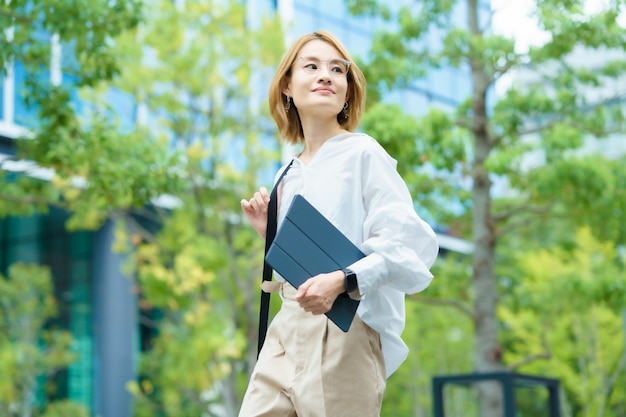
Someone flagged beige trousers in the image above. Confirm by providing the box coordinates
[238,283,386,417]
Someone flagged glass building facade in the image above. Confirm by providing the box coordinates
[1,29,137,415]
[0,209,95,406]
[0,210,137,417]
[1,45,137,413]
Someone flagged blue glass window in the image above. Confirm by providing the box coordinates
[0,74,4,121]
[13,60,45,129]
[0,207,95,412]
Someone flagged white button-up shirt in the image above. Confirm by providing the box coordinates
[274,132,438,377]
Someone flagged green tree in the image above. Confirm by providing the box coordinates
[501,228,626,416]
[2,0,286,414]
[346,1,626,415]
[384,271,476,416]
[96,0,285,414]
[0,263,89,417]
[40,401,89,417]
[0,0,179,226]
[2,0,199,414]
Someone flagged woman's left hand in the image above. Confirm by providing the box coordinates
[295,270,345,315]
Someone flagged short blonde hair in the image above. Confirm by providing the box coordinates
[268,30,367,145]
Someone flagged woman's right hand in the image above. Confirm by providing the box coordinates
[240,187,271,238]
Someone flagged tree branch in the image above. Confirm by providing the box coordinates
[517,93,626,137]
[112,211,158,245]
[507,331,552,370]
[507,351,552,370]
[0,192,63,208]
[128,205,168,226]
[0,10,35,25]
[410,295,476,320]
[495,203,557,239]
[494,200,554,223]
[138,314,160,329]
[491,58,520,83]
[603,345,626,405]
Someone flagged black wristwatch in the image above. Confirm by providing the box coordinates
[342,268,358,293]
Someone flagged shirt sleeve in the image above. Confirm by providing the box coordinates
[349,140,439,296]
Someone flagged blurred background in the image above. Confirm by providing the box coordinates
[0,0,624,416]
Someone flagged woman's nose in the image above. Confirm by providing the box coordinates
[317,72,331,83]
[317,65,333,82]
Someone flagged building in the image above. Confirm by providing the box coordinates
[1,28,142,417]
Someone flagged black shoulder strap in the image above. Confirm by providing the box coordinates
[257,159,294,356]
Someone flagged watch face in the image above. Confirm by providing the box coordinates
[344,268,357,293]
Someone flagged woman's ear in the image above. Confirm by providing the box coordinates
[282,78,292,97]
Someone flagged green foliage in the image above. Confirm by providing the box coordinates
[3,0,284,414]
[528,156,626,243]
[16,88,184,230]
[345,0,391,19]
[500,228,626,416]
[82,0,287,414]
[360,103,472,223]
[40,400,90,417]
[0,0,142,83]
[129,307,245,417]
[0,263,85,417]
[0,0,181,231]
[383,277,475,416]
[0,172,59,218]
[508,228,625,312]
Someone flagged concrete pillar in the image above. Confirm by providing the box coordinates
[92,220,137,417]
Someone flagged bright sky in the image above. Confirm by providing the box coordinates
[490,0,626,96]
[491,0,548,53]
[491,0,626,53]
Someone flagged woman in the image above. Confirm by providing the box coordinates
[239,30,438,417]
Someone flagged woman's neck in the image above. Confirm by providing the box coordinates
[299,118,347,162]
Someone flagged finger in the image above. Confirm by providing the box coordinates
[250,192,265,212]
[295,281,311,300]
[241,199,254,215]
[248,199,258,213]
[257,190,270,207]
[301,301,320,314]
[309,296,334,315]
[259,187,270,203]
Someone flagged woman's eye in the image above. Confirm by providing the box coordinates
[304,63,318,70]
[331,66,344,73]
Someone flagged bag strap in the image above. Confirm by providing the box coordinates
[257,159,294,356]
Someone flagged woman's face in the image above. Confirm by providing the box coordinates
[284,39,350,121]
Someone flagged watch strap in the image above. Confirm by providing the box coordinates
[342,268,358,293]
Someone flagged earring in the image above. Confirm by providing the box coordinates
[342,102,349,119]
[285,96,291,112]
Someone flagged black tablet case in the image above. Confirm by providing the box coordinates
[265,194,363,332]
